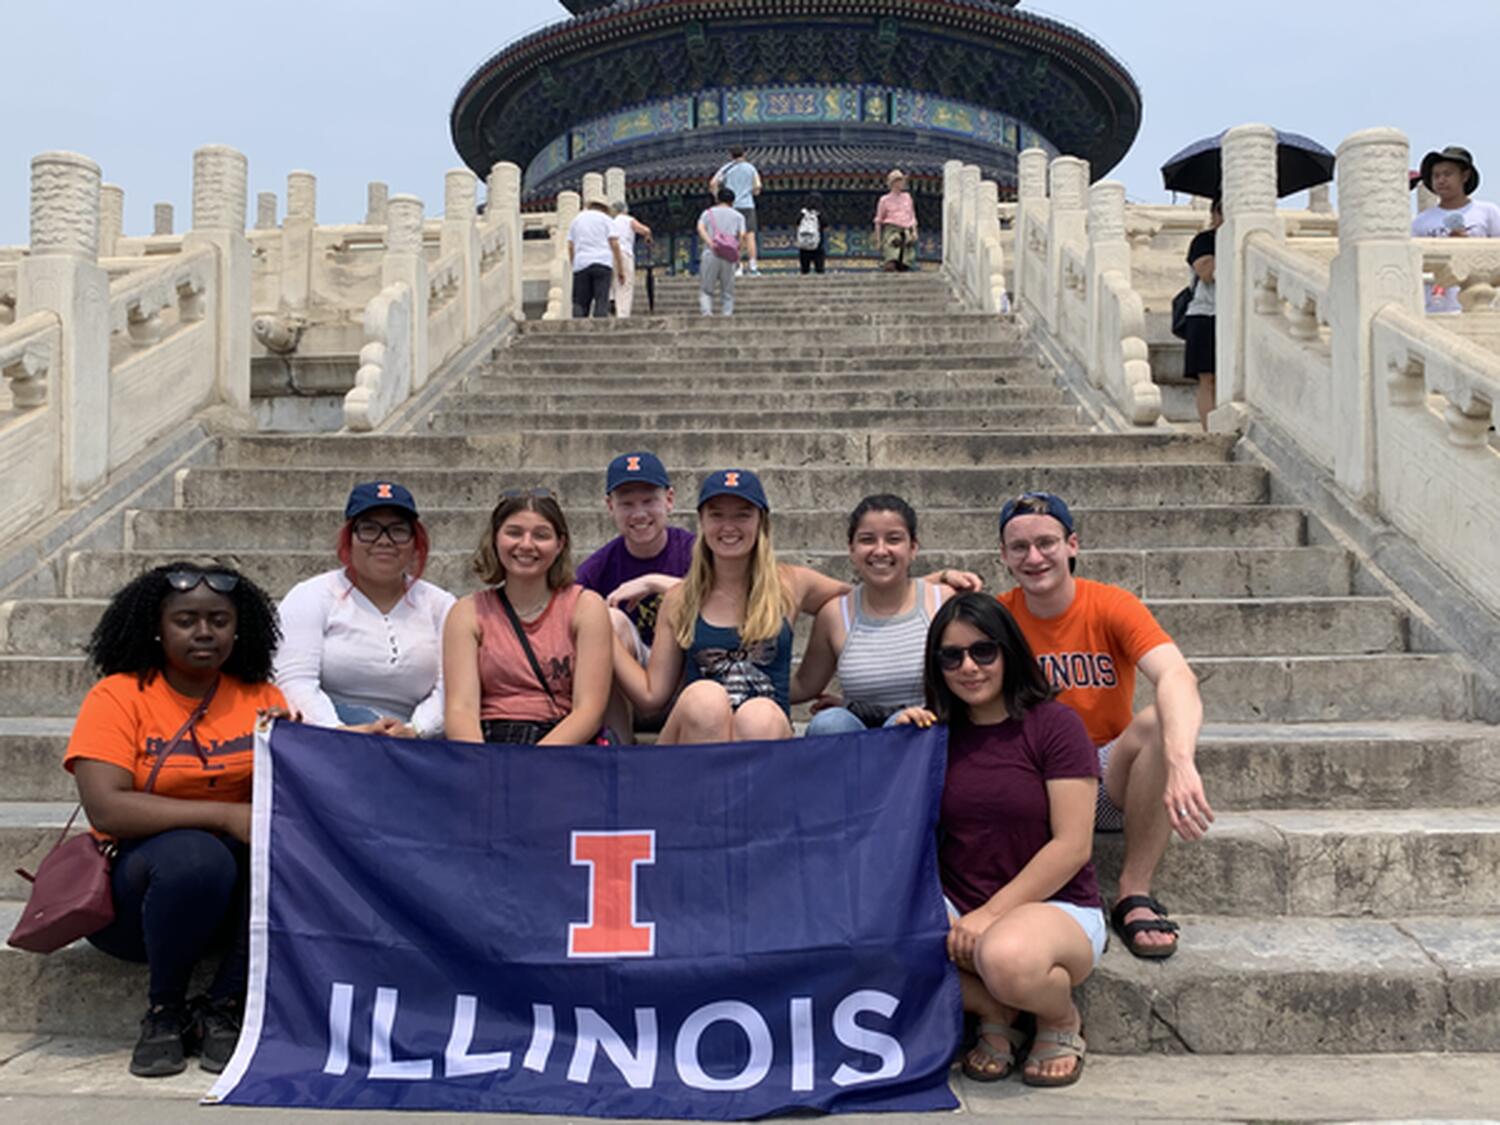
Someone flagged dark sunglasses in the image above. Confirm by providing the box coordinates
[352,518,415,545]
[500,487,556,500]
[165,568,240,594]
[937,641,1001,672]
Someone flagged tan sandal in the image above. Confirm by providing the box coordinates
[1021,1025,1085,1088]
[960,1021,1028,1083]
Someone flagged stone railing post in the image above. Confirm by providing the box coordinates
[977,179,1007,313]
[255,192,277,230]
[581,172,604,206]
[489,161,525,322]
[1217,124,1280,416]
[383,194,429,387]
[1308,184,1333,214]
[1046,156,1089,331]
[153,203,174,237]
[956,165,979,304]
[1330,128,1422,501]
[442,169,481,339]
[1013,148,1049,311]
[546,190,580,320]
[604,166,626,206]
[940,160,962,280]
[365,181,389,226]
[1086,180,1130,384]
[99,184,124,257]
[184,144,252,412]
[16,151,109,500]
[279,171,317,312]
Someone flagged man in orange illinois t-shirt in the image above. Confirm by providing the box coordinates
[996,492,1212,959]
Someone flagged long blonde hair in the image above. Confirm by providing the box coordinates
[674,510,792,648]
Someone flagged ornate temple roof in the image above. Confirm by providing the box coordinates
[452,1,1140,181]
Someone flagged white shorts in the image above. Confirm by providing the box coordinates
[613,611,651,666]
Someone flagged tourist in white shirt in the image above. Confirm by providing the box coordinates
[567,196,625,318]
[275,481,456,737]
[609,199,652,319]
[1411,146,1500,313]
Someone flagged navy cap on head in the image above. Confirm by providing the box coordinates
[606,451,671,493]
[697,468,770,512]
[998,491,1074,538]
[345,481,418,521]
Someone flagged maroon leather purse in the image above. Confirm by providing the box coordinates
[7,679,218,954]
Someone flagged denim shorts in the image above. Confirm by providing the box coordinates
[944,897,1108,968]
[1095,739,1125,831]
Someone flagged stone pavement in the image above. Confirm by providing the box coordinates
[1,1035,1498,1124]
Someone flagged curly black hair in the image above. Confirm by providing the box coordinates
[85,562,282,686]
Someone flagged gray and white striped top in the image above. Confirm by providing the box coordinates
[835,579,943,712]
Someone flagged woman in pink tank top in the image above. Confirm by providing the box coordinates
[442,491,613,745]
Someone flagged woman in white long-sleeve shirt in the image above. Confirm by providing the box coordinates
[275,481,456,737]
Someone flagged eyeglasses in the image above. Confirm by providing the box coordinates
[352,518,415,545]
[165,569,240,594]
[937,641,1002,672]
[500,487,556,500]
[1003,534,1065,557]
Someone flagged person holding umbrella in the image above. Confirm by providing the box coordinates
[1181,198,1223,429]
[1161,129,1335,428]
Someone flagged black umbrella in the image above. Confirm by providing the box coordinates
[1161,129,1335,199]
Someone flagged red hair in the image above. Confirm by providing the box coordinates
[337,518,430,583]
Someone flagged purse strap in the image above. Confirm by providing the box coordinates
[497,587,560,713]
[35,676,220,867]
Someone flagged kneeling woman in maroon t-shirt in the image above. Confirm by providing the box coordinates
[895,592,1105,1089]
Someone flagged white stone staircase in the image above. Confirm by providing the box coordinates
[1,271,1497,1059]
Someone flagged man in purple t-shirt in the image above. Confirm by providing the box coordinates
[575,452,696,738]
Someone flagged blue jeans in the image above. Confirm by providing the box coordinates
[804,706,906,737]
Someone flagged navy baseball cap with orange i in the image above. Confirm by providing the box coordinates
[998,491,1074,537]
[345,481,418,520]
[697,468,770,512]
[606,451,671,493]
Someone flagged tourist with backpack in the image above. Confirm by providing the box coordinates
[709,146,763,276]
[796,191,826,274]
[696,188,747,316]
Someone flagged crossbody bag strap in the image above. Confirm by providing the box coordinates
[141,676,220,795]
[497,587,560,711]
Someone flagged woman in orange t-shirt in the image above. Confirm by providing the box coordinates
[65,563,284,1079]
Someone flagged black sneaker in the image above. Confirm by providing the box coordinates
[193,994,244,1073]
[129,1003,190,1077]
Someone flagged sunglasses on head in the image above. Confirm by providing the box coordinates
[165,568,240,594]
[937,641,1001,672]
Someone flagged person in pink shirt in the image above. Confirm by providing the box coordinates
[874,168,918,271]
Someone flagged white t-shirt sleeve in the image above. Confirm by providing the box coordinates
[274,573,342,727]
[408,585,457,738]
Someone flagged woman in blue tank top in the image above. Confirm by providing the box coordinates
[611,469,846,743]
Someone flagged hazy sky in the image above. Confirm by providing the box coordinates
[3,0,1495,244]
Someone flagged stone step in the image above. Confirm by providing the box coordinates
[125,504,1311,554]
[4,900,1493,1053]
[222,431,1234,470]
[513,323,1018,346]
[486,352,1034,374]
[441,386,1067,412]
[10,717,1494,807]
[59,546,1347,604]
[500,343,1028,364]
[0,598,103,655]
[0,648,1466,722]
[520,311,1008,335]
[425,408,1088,436]
[463,367,1054,390]
[0,799,1493,920]
[1084,912,1500,1053]
[173,463,1270,511]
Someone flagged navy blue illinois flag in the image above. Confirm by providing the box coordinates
[205,722,960,1118]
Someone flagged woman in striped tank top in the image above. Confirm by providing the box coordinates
[793,495,961,735]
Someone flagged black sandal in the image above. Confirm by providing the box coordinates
[1110,895,1180,959]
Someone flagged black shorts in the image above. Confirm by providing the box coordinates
[736,207,758,234]
[1182,314,1215,379]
